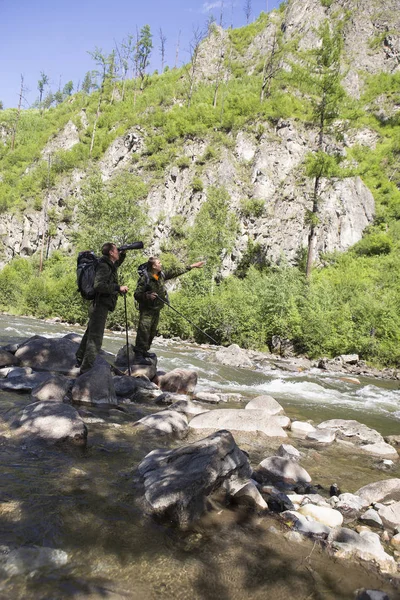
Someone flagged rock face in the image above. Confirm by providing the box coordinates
[72,363,117,406]
[137,430,252,526]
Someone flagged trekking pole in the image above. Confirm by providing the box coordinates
[123,293,131,376]
[155,295,219,345]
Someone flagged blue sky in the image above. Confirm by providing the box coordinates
[1,0,281,109]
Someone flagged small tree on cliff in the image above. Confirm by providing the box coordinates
[135,24,153,91]
[303,20,345,278]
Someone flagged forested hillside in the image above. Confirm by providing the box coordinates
[0,0,400,365]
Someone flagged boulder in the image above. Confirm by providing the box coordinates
[192,391,220,404]
[328,528,396,574]
[0,546,68,577]
[354,591,391,600]
[306,428,336,444]
[158,369,198,394]
[298,504,343,528]
[115,344,157,379]
[189,409,287,437]
[214,344,253,369]
[355,479,400,506]
[360,443,399,459]
[290,421,316,436]
[137,430,252,526]
[135,409,189,438]
[0,371,53,393]
[245,395,284,414]
[232,481,269,511]
[360,508,383,528]
[14,335,79,373]
[168,399,208,417]
[377,501,400,531]
[0,349,20,367]
[258,456,311,485]
[281,510,330,537]
[113,375,159,401]
[277,444,301,461]
[12,401,87,446]
[72,362,117,406]
[317,419,384,445]
[31,374,71,402]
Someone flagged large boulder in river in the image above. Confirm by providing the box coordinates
[31,374,71,403]
[215,344,253,369]
[355,479,400,506]
[71,362,117,406]
[189,409,287,438]
[317,419,384,445]
[113,375,159,402]
[158,369,198,394]
[0,371,53,393]
[137,430,252,526]
[12,401,87,446]
[135,409,189,438]
[258,456,312,485]
[245,395,284,414]
[115,344,157,379]
[14,335,79,374]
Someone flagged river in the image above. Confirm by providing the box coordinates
[0,314,399,599]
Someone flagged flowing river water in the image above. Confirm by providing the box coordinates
[0,314,400,600]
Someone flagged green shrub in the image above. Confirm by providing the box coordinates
[351,232,393,257]
[191,177,204,193]
[240,198,265,218]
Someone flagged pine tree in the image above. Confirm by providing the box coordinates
[303,20,345,278]
[135,25,153,91]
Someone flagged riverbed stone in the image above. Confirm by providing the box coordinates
[277,444,301,461]
[355,590,391,600]
[298,504,343,528]
[192,391,221,404]
[232,481,269,511]
[244,395,284,414]
[0,371,53,392]
[361,442,399,459]
[30,374,71,402]
[317,419,384,445]
[168,399,208,417]
[189,409,287,437]
[137,430,252,526]
[290,421,316,436]
[390,532,400,548]
[281,510,331,537]
[14,334,79,373]
[306,428,336,443]
[327,528,397,574]
[0,349,20,367]
[135,409,189,437]
[112,375,159,401]
[12,401,87,446]
[71,363,117,406]
[5,367,33,378]
[214,344,253,368]
[355,479,400,506]
[377,501,400,531]
[158,369,198,394]
[258,456,311,485]
[0,546,68,577]
[335,493,366,519]
[360,508,383,528]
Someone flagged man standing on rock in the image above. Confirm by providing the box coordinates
[76,243,128,373]
[133,257,204,362]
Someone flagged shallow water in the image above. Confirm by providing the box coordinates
[1,314,400,599]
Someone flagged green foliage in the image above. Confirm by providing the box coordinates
[320,0,334,7]
[74,170,150,252]
[191,177,204,193]
[240,197,265,218]
[304,151,343,178]
[351,232,393,257]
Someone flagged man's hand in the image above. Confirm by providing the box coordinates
[145,291,157,300]
[119,285,129,294]
[190,261,205,269]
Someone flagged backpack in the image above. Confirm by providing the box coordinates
[77,251,99,300]
[136,262,169,306]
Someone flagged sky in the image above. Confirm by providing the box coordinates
[0,0,281,109]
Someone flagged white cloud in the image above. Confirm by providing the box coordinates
[202,1,223,13]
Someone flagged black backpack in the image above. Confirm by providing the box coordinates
[77,251,99,300]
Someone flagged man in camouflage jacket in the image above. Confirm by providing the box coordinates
[134,257,204,359]
[76,242,128,373]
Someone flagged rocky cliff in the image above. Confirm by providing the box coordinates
[1,0,399,271]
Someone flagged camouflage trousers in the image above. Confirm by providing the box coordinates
[76,302,109,372]
[135,309,160,353]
